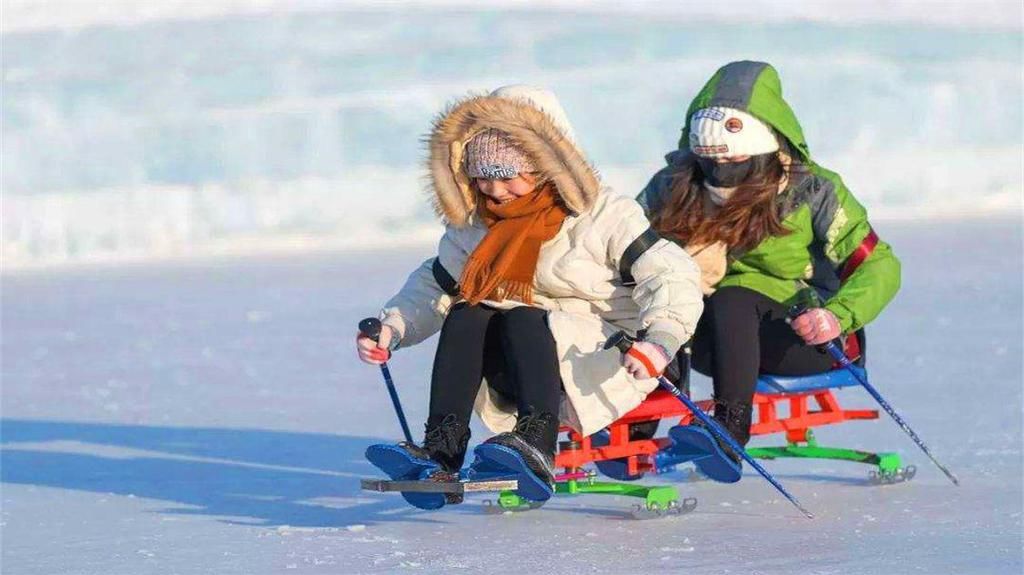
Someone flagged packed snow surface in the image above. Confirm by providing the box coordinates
[2,217,1021,574]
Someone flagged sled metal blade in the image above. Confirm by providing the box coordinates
[481,499,546,514]
[360,478,518,494]
[868,465,918,486]
[630,497,698,520]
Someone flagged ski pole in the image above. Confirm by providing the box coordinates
[359,317,414,444]
[789,298,960,487]
[605,331,815,519]
[822,340,960,486]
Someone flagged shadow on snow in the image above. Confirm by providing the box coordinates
[0,418,446,528]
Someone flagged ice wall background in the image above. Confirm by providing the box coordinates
[2,0,1022,267]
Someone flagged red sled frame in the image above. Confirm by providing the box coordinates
[492,379,908,511]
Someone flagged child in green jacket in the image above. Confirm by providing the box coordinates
[639,61,901,480]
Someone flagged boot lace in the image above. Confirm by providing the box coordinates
[424,414,458,447]
[513,413,556,446]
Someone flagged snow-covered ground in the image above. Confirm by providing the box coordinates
[2,216,1021,574]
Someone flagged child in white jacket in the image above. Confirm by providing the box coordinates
[357,85,703,509]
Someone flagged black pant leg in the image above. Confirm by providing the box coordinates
[497,306,563,419]
[692,287,765,406]
[428,303,498,428]
[480,312,514,401]
[690,286,834,405]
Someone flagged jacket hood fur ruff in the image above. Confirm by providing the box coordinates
[427,88,601,228]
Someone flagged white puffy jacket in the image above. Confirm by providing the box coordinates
[380,86,703,435]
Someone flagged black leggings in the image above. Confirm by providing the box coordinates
[428,302,562,429]
[690,286,834,406]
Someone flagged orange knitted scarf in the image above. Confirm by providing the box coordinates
[459,184,569,305]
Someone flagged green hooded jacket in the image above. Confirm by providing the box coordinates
[638,61,900,332]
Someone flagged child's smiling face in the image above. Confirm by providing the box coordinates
[474,173,538,204]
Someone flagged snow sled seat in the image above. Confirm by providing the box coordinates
[744,364,907,479]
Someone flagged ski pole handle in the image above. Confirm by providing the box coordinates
[358,317,413,444]
[358,317,392,362]
[787,303,809,320]
[787,293,845,352]
[603,330,637,354]
[359,317,383,342]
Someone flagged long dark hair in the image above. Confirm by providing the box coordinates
[650,138,802,252]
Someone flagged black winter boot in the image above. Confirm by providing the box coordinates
[421,413,471,473]
[365,414,470,509]
[393,414,469,505]
[481,412,559,485]
[709,399,754,464]
[513,412,559,457]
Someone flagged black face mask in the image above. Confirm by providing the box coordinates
[697,154,775,188]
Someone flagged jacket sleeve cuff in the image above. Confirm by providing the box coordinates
[643,327,684,359]
[380,313,407,351]
[824,300,855,333]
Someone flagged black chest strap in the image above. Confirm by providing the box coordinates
[620,227,662,287]
[432,257,461,297]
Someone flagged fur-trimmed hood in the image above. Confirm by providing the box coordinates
[427,85,601,228]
